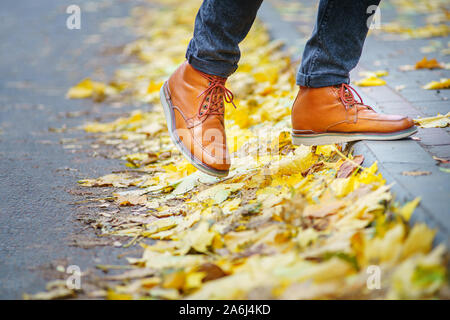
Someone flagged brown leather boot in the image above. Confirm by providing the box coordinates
[291,84,417,145]
[160,62,234,177]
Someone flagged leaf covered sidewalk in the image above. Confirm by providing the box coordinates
[28,0,449,299]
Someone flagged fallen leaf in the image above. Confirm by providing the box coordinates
[397,197,421,221]
[415,56,443,69]
[196,263,227,282]
[423,78,450,90]
[303,201,345,218]
[115,191,147,206]
[402,171,432,176]
[359,70,389,77]
[432,156,450,164]
[414,112,450,128]
[67,78,104,99]
[196,183,244,204]
[177,220,216,254]
[337,155,364,178]
[439,167,450,173]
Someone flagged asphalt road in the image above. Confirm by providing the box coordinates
[0,0,140,299]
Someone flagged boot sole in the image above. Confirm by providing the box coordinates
[291,126,418,146]
[160,82,229,177]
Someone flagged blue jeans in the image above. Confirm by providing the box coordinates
[186,0,380,88]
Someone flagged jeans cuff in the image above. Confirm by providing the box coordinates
[186,53,237,78]
[296,72,350,88]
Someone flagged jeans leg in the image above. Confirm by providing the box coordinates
[297,0,381,88]
[186,0,263,78]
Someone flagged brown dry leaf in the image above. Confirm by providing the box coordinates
[402,171,432,176]
[78,173,140,187]
[23,288,75,300]
[303,201,345,218]
[24,280,76,300]
[337,155,364,178]
[433,156,450,164]
[301,162,324,177]
[415,56,444,69]
[115,192,147,206]
[196,263,227,282]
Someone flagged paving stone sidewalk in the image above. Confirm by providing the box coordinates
[259,0,450,245]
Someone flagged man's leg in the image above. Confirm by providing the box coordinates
[186,0,263,78]
[291,0,416,145]
[298,0,380,87]
[162,0,262,177]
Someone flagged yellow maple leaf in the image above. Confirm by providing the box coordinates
[354,76,386,87]
[66,78,106,100]
[106,290,133,300]
[177,220,216,254]
[184,272,206,290]
[423,78,450,90]
[147,80,164,94]
[400,224,436,260]
[397,197,421,221]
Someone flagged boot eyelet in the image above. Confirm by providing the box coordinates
[203,105,207,109]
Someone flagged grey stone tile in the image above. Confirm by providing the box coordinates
[365,139,434,164]
[382,163,450,235]
[411,101,450,117]
[426,145,450,159]
[386,69,450,89]
[375,101,423,118]
[355,142,449,245]
[397,87,450,103]
[357,86,404,103]
[416,128,450,146]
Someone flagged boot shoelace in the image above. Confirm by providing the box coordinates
[338,83,375,123]
[197,72,236,118]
